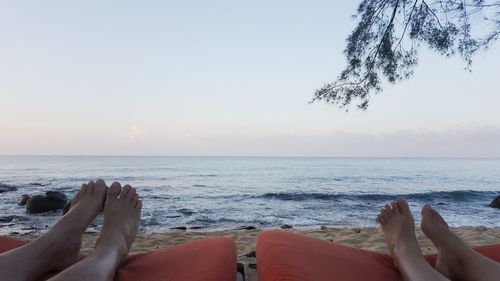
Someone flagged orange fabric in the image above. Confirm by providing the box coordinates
[0,236,237,281]
[116,237,237,281]
[0,236,27,252]
[257,230,500,281]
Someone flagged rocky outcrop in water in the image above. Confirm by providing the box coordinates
[0,183,17,193]
[238,226,256,230]
[171,226,187,230]
[62,202,71,215]
[18,194,30,205]
[489,196,500,208]
[26,191,67,214]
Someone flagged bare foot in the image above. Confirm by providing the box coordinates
[0,180,107,281]
[377,199,419,269]
[93,182,142,277]
[48,179,108,269]
[422,205,500,281]
[47,182,141,281]
[377,199,448,281]
[421,204,470,279]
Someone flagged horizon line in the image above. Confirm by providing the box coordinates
[1,154,500,159]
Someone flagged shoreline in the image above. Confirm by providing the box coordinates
[8,226,500,281]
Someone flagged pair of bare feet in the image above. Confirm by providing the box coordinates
[378,199,500,281]
[0,179,142,281]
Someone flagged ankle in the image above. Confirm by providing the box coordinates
[392,241,422,257]
[94,235,128,261]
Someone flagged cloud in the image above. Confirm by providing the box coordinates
[133,124,500,157]
[1,124,500,157]
[129,125,147,140]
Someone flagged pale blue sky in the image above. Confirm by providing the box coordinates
[1,1,499,156]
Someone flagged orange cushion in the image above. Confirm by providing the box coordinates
[0,236,237,281]
[256,230,500,281]
[116,237,237,281]
[0,236,27,252]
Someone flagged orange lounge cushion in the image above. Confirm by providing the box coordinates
[0,236,237,281]
[256,230,500,281]
[116,237,237,281]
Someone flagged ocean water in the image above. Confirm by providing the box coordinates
[0,156,499,235]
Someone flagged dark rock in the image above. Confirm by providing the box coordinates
[248,263,257,270]
[26,192,67,214]
[280,224,293,229]
[18,194,30,206]
[244,251,256,258]
[45,191,67,203]
[237,263,245,277]
[176,208,195,216]
[62,202,71,215]
[489,196,500,208]
[171,226,187,230]
[320,225,328,230]
[238,226,256,231]
[189,226,205,230]
[0,183,17,193]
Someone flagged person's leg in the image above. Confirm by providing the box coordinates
[377,199,449,281]
[0,180,107,281]
[421,204,500,281]
[49,182,141,281]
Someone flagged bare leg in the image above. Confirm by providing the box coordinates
[49,182,142,281]
[377,199,449,281]
[0,180,107,281]
[421,204,500,281]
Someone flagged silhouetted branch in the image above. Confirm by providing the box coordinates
[313,0,499,110]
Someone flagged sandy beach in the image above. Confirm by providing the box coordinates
[9,226,500,281]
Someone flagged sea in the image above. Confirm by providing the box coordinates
[0,156,499,235]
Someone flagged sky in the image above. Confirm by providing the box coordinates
[1,1,500,157]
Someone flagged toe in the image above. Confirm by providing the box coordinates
[121,184,132,199]
[108,182,122,198]
[431,207,448,226]
[396,198,410,214]
[81,183,88,193]
[421,204,432,215]
[377,213,387,225]
[383,204,392,217]
[380,207,389,219]
[135,200,142,210]
[429,206,439,216]
[96,179,107,189]
[128,188,137,202]
[391,201,399,214]
[376,214,383,224]
[131,193,139,204]
[87,180,96,194]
